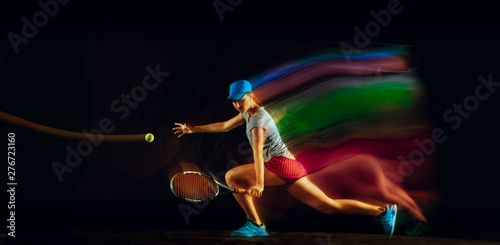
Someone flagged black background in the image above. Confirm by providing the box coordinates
[0,0,499,241]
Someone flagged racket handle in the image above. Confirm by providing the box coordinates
[233,188,247,194]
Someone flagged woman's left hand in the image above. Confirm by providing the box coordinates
[247,185,264,198]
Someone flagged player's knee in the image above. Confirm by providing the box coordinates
[225,170,235,187]
[225,167,253,188]
[225,169,243,188]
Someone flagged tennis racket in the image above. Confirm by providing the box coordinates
[170,171,247,203]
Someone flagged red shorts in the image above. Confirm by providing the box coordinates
[264,156,308,184]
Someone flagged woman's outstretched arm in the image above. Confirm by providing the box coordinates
[173,114,245,138]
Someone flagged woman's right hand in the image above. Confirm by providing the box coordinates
[173,123,194,138]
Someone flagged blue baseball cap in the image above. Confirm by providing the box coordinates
[227,80,252,101]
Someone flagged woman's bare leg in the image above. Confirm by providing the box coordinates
[225,164,286,225]
[287,177,386,216]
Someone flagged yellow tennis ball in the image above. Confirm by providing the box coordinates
[145,133,154,143]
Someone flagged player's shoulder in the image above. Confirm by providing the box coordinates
[257,106,270,115]
[253,107,272,119]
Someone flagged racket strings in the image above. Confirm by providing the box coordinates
[172,173,218,201]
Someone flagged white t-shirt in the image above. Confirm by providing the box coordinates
[240,107,295,162]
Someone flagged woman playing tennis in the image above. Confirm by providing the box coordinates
[173,80,398,239]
